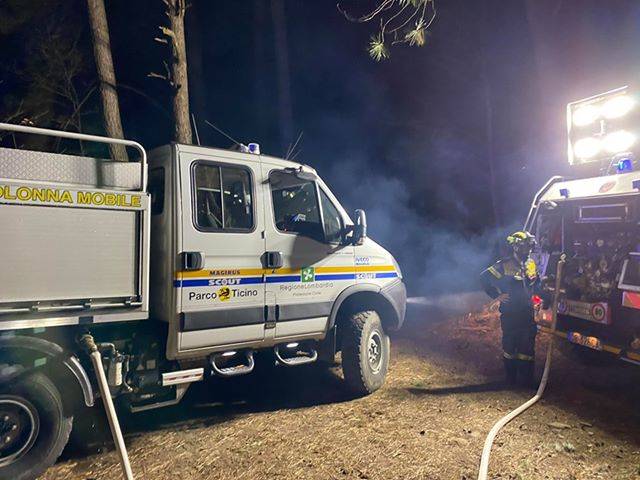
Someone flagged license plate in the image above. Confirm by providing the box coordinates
[567,331,603,351]
[557,299,611,325]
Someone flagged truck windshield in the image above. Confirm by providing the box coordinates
[319,189,343,243]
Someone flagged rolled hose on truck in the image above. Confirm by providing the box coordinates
[477,254,566,480]
[79,335,134,480]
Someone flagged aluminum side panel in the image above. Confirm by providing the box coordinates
[1,205,138,303]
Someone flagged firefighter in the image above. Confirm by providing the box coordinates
[481,231,539,387]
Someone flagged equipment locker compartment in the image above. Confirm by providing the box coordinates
[0,140,150,325]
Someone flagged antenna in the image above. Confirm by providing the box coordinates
[204,119,241,146]
[286,131,304,160]
[191,114,201,146]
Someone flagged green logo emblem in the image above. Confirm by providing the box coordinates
[301,267,315,283]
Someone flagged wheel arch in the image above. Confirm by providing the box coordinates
[0,335,94,410]
[328,283,403,333]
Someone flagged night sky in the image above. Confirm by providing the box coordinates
[2,0,640,293]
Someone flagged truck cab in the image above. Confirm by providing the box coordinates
[148,143,406,372]
[0,125,405,480]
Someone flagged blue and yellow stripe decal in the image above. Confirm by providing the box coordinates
[173,265,398,287]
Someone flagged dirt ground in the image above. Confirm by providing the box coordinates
[44,297,640,480]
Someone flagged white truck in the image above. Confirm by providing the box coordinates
[528,86,640,368]
[0,123,406,480]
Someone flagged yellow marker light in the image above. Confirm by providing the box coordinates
[573,137,601,159]
[603,130,636,153]
[572,104,600,126]
[602,95,635,119]
[586,337,600,349]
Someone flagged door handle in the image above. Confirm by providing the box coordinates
[181,251,204,271]
[263,251,284,269]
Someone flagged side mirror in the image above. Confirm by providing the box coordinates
[352,209,367,245]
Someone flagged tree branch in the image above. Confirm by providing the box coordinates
[339,0,437,60]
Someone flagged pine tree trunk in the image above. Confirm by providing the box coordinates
[86,0,128,161]
[185,3,205,145]
[167,0,193,144]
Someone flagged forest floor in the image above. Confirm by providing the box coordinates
[45,295,640,480]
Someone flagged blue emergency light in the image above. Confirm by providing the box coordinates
[248,143,261,154]
[615,158,633,173]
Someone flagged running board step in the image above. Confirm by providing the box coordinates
[210,350,255,377]
[274,343,318,366]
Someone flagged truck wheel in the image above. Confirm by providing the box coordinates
[0,371,73,480]
[341,310,390,395]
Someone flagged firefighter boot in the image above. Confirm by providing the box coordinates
[503,358,518,386]
[518,360,536,389]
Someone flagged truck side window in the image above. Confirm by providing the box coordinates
[319,189,343,243]
[194,163,253,232]
[148,167,165,215]
[221,166,253,230]
[270,171,323,241]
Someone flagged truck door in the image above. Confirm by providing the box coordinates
[176,150,265,352]
[262,165,355,339]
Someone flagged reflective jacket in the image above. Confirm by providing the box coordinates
[480,256,538,315]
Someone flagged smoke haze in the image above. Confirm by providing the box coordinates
[323,150,519,296]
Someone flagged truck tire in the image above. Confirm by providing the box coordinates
[0,371,73,480]
[341,310,390,395]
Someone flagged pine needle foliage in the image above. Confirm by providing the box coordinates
[338,0,436,61]
[369,34,390,61]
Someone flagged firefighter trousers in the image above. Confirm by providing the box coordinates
[500,310,536,384]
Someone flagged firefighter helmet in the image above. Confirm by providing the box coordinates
[506,231,535,247]
[507,231,536,262]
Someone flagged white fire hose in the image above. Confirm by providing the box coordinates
[80,335,134,480]
[477,254,565,480]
